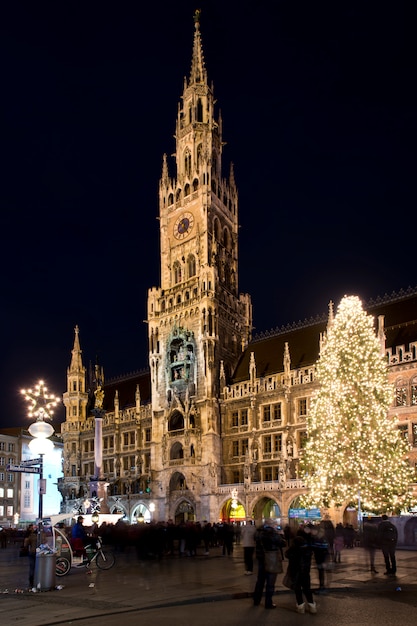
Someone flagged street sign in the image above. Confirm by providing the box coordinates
[20,457,42,467]
[6,464,41,474]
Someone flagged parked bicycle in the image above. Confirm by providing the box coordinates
[56,536,115,576]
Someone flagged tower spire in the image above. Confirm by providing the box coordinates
[69,325,83,372]
[189,9,207,86]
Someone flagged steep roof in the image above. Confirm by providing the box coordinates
[232,287,417,383]
[96,288,417,398]
[101,368,151,412]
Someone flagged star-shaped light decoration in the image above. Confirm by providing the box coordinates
[21,380,59,421]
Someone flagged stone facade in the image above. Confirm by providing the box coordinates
[58,14,417,530]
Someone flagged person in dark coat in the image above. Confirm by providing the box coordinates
[285,524,317,614]
[253,519,286,609]
[377,515,398,576]
[23,524,38,589]
[311,523,329,593]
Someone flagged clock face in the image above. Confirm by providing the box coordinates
[174,212,194,240]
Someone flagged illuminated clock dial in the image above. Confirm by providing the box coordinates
[174,212,194,239]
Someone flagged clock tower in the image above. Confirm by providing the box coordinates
[147,11,252,517]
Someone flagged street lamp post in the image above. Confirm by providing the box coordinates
[21,380,59,543]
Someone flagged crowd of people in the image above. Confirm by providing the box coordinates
[5,513,399,603]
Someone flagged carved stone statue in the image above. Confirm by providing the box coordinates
[94,385,104,409]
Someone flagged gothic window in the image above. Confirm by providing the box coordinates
[173,261,182,284]
[232,441,239,456]
[177,294,181,304]
[232,470,240,483]
[208,308,214,335]
[176,188,181,202]
[187,254,196,278]
[263,436,272,454]
[170,442,184,460]
[197,143,203,169]
[274,434,282,453]
[299,431,307,448]
[184,183,190,197]
[223,227,229,249]
[145,428,151,443]
[240,408,248,426]
[168,193,174,205]
[263,405,271,422]
[193,178,199,191]
[213,218,221,241]
[263,467,273,481]
[298,398,307,416]
[241,439,249,455]
[273,403,282,422]
[168,410,184,432]
[196,98,203,122]
[395,380,407,406]
[398,424,408,442]
[411,378,417,405]
[413,423,417,446]
[184,150,191,177]
[231,411,238,427]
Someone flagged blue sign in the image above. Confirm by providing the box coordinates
[289,508,321,519]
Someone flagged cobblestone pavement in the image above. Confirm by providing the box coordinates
[0,541,416,625]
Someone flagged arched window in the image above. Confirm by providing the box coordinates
[173,261,182,284]
[168,410,184,432]
[213,218,221,241]
[170,442,184,460]
[187,254,196,278]
[223,227,229,249]
[193,178,199,191]
[184,150,191,177]
[184,183,190,197]
[196,98,203,122]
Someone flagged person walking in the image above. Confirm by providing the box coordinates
[333,523,344,563]
[285,524,317,614]
[253,519,286,609]
[378,514,398,576]
[311,523,329,593]
[363,520,379,573]
[240,519,257,575]
[23,523,38,589]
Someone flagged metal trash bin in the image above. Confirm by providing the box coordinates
[34,553,56,591]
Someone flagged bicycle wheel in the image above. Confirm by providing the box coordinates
[56,556,71,576]
[96,549,115,570]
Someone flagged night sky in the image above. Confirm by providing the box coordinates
[1,1,415,428]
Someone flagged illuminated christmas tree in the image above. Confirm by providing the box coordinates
[301,295,414,514]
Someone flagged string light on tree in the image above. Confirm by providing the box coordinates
[301,295,414,515]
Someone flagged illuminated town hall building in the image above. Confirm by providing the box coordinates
[58,14,417,529]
